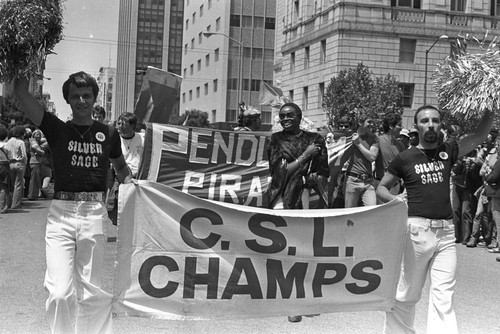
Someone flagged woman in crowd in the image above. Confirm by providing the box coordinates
[27,129,45,200]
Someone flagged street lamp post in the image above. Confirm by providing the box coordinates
[424,35,449,105]
[203,32,244,112]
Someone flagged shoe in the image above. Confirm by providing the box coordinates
[288,315,302,323]
[488,242,499,249]
[466,237,477,248]
[496,256,500,262]
[488,247,500,253]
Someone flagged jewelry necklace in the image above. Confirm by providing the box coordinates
[122,134,135,150]
[416,146,438,161]
[70,121,93,140]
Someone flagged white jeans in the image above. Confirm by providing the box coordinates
[44,199,113,334]
[384,217,458,334]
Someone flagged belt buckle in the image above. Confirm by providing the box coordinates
[75,192,86,201]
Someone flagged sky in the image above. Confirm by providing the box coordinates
[43,0,120,121]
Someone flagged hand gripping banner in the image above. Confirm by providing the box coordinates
[113,181,407,320]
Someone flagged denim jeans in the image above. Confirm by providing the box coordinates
[344,175,376,208]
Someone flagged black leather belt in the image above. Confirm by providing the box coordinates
[347,172,373,181]
[53,191,105,202]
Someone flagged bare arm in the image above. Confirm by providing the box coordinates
[458,110,493,158]
[110,155,132,184]
[376,172,400,203]
[13,77,44,126]
[352,133,379,162]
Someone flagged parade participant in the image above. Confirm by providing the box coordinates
[0,125,10,213]
[377,105,492,334]
[27,129,46,200]
[408,128,419,147]
[14,71,132,334]
[4,124,27,209]
[344,113,379,207]
[234,105,262,132]
[92,105,106,123]
[398,128,410,149]
[374,112,405,195]
[117,112,144,178]
[266,102,329,323]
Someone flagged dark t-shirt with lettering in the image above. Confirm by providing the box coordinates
[387,141,459,219]
[39,112,122,192]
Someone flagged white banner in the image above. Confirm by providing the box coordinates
[113,181,407,320]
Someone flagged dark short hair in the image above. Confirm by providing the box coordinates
[93,105,105,118]
[414,105,441,124]
[382,112,402,133]
[9,125,25,139]
[0,125,7,141]
[118,112,138,128]
[62,71,99,103]
[279,102,302,116]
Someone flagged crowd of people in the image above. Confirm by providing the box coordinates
[5,68,496,334]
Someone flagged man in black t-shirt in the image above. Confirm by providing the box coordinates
[14,72,131,334]
[377,105,492,334]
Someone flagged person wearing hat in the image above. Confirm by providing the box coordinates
[408,128,419,147]
[234,104,262,132]
[398,128,410,149]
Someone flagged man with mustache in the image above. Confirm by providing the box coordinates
[377,105,492,334]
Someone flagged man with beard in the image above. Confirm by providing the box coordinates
[376,105,492,334]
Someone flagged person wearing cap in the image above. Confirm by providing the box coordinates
[377,105,493,334]
[408,128,419,147]
[398,128,410,149]
[234,104,262,132]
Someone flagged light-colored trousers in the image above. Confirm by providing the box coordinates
[44,199,113,334]
[384,217,458,334]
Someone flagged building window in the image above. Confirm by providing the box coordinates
[190,64,194,75]
[182,92,186,103]
[319,82,325,108]
[230,14,240,27]
[242,15,252,28]
[228,78,238,90]
[303,86,309,110]
[198,32,202,44]
[196,86,200,98]
[304,46,310,69]
[204,83,208,95]
[320,39,326,64]
[399,83,414,107]
[216,17,221,30]
[492,0,500,16]
[399,39,416,63]
[251,80,261,92]
[290,52,295,74]
[184,43,188,55]
[226,109,237,122]
[192,12,196,24]
[200,4,204,17]
[189,90,193,101]
[185,19,189,30]
[252,48,263,59]
[207,24,211,32]
[213,79,218,92]
[391,0,421,9]
[451,0,465,11]
[265,17,275,30]
[191,38,195,49]
[215,48,219,61]
[205,54,210,66]
[254,16,264,28]
[208,0,212,9]
[197,59,201,71]
[289,90,294,102]
[212,109,216,122]
[242,79,249,91]
[183,68,187,77]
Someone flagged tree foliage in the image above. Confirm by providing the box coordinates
[322,63,403,128]
[169,109,210,128]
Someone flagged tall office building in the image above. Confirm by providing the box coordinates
[115,0,184,118]
[96,67,116,122]
[275,0,490,127]
[180,0,277,126]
